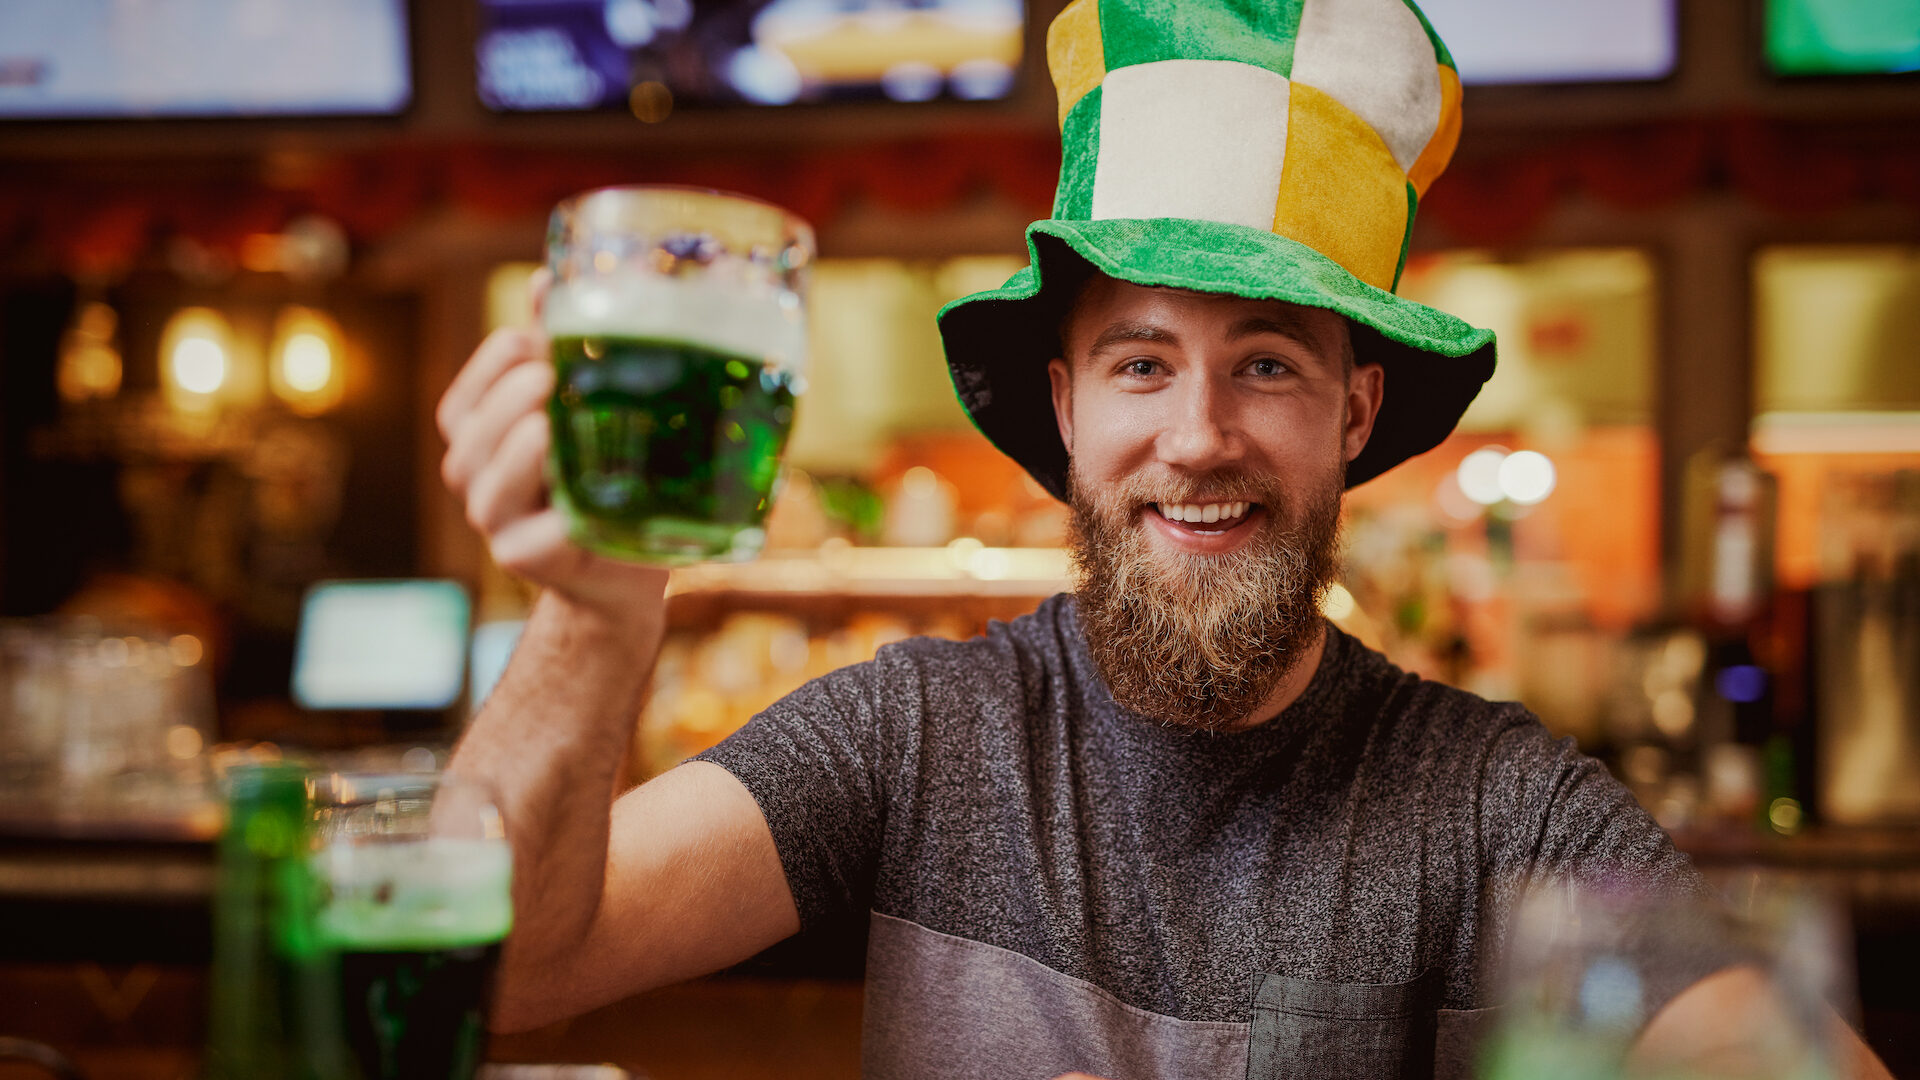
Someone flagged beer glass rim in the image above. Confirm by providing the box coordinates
[306,770,492,808]
[553,183,814,239]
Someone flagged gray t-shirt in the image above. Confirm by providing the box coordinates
[698,595,1709,1080]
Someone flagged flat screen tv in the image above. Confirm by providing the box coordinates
[293,580,471,712]
[476,0,1025,110]
[1766,0,1920,75]
[1415,0,1677,85]
[0,0,411,119]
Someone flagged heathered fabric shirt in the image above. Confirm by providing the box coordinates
[697,594,1708,1080]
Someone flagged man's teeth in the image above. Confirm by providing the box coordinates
[1157,501,1250,524]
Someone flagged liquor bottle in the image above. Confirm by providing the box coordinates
[203,762,321,1079]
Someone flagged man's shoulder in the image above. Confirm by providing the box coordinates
[876,593,1078,678]
[1332,630,1548,762]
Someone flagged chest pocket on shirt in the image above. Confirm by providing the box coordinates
[1245,968,1441,1080]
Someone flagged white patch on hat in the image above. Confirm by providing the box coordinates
[1290,0,1441,173]
[1089,59,1291,232]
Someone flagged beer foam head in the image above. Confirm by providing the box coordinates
[545,276,808,372]
[316,837,513,949]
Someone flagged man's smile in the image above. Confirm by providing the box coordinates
[1144,500,1267,552]
[1156,500,1250,526]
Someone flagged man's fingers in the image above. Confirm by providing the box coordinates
[529,267,552,323]
[442,361,555,497]
[488,508,575,581]
[466,412,552,536]
[436,326,547,443]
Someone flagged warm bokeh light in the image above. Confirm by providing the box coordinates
[1768,796,1804,836]
[269,306,346,415]
[166,725,204,760]
[169,634,205,667]
[57,300,123,403]
[628,79,673,122]
[172,337,226,394]
[1498,449,1557,505]
[282,332,333,392]
[1457,446,1509,505]
[160,307,235,410]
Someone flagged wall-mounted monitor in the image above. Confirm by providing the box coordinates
[1766,0,1920,75]
[477,0,1024,111]
[0,0,411,119]
[293,580,471,712]
[1416,0,1677,85]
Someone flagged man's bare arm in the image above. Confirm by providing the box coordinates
[452,600,799,1030]
[1054,964,1895,1080]
[438,289,799,1032]
[1630,965,1893,1080]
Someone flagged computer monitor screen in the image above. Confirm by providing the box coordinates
[476,0,1024,110]
[293,581,471,711]
[1766,0,1920,75]
[1417,0,1676,85]
[0,0,411,119]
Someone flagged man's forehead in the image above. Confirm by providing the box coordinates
[1063,276,1347,353]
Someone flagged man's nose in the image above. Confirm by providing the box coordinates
[1156,373,1243,470]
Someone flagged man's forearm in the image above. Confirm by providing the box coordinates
[1631,965,1894,1080]
[448,588,665,1015]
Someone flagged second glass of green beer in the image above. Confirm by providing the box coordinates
[545,185,813,564]
[309,772,513,1080]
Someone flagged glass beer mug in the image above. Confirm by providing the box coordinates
[309,772,513,1080]
[544,186,813,564]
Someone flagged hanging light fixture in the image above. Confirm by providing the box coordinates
[57,300,123,404]
[268,306,345,415]
[159,307,235,412]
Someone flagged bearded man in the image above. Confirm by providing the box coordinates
[435,0,1893,1077]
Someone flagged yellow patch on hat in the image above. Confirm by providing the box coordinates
[1048,0,1106,127]
[1272,83,1409,292]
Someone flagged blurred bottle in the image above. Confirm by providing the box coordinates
[204,762,346,1080]
[1680,453,1777,634]
[1679,451,1798,833]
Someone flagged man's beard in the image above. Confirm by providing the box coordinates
[1068,466,1344,732]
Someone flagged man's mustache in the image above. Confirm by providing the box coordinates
[1073,470,1288,525]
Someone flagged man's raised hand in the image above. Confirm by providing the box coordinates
[435,269,669,627]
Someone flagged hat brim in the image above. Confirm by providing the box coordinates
[938,218,1497,499]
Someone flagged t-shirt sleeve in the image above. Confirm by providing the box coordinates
[1477,709,1743,1018]
[1478,712,1701,896]
[692,650,903,931]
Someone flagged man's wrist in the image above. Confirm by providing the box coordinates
[537,585,667,650]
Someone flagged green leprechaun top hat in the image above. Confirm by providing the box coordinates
[938,0,1498,498]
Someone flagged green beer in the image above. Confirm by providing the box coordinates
[316,836,513,1080]
[549,334,797,562]
[543,186,813,564]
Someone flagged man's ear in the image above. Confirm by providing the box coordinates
[1344,362,1385,464]
[1048,357,1075,453]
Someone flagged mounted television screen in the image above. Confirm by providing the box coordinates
[477,0,1024,110]
[0,0,411,119]
[1767,0,1920,75]
[1417,0,1676,85]
[293,581,471,712]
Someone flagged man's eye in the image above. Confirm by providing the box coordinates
[1123,359,1159,377]
[1248,358,1287,377]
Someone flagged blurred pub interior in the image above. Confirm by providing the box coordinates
[1,0,1919,1077]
